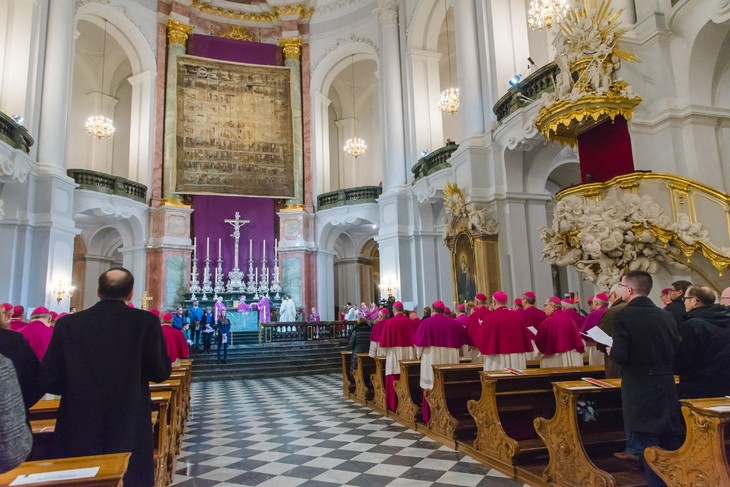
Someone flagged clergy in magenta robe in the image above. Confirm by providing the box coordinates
[413,301,468,422]
[9,305,26,331]
[378,302,419,411]
[19,307,54,361]
[160,313,190,364]
[581,293,609,365]
[521,292,547,359]
[257,296,271,323]
[562,298,586,329]
[237,296,250,312]
[535,297,586,367]
[473,292,533,371]
[466,293,491,361]
[367,309,388,358]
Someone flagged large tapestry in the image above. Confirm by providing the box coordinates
[175,55,294,197]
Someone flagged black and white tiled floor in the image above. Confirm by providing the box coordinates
[172,374,529,487]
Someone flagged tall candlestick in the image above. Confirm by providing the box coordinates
[249,239,252,257]
[255,268,258,282]
[263,239,266,260]
[193,237,197,257]
[206,237,210,257]
[275,238,278,254]
[218,238,221,258]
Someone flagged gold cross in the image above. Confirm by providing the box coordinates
[137,291,153,310]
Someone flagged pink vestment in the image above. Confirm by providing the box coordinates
[161,325,190,362]
[19,320,53,361]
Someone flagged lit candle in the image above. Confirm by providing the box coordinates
[206,237,210,257]
[275,238,278,255]
[193,237,197,256]
[263,239,266,260]
[255,267,258,282]
[249,239,252,257]
[218,238,221,258]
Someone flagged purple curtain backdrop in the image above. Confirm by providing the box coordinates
[187,35,281,282]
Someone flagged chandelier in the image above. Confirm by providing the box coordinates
[527,0,572,31]
[438,0,459,114]
[343,54,367,158]
[85,20,116,139]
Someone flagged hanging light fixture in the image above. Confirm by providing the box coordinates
[85,20,116,139]
[437,0,459,114]
[527,0,572,31]
[343,54,367,158]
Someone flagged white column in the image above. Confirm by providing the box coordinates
[316,250,335,320]
[119,245,148,306]
[37,0,74,174]
[409,49,444,155]
[375,0,406,191]
[453,0,484,142]
[311,91,332,196]
[127,70,155,187]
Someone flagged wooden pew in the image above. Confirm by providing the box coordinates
[369,356,387,414]
[393,360,423,428]
[463,366,605,478]
[645,397,730,486]
[340,351,355,398]
[0,453,131,487]
[422,363,484,448]
[353,353,375,404]
[534,378,644,487]
[149,379,182,486]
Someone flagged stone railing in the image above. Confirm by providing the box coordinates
[493,61,559,122]
[317,185,382,210]
[0,111,34,154]
[259,321,355,343]
[67,168,147,203]
[411,142,458,181]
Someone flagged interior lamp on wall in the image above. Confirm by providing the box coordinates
[527,0,572,31]
[437,0,459,114]
[53,281,76,304]
[85,20,116,140]
[343,54,367,158]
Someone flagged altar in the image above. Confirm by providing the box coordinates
[228,310,259,332]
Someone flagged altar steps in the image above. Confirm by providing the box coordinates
[189,338,350,381]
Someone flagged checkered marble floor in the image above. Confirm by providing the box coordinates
[172,374,530,487]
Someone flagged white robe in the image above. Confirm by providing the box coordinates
[384,346,417,376]
[417,346,460,390]
[279,299,296,322]
[483,353,528,371]
[368,341,382,358]
[540,350,584,368]
[585,341,605,366]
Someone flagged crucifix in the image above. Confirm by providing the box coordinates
[137,291,153,310]
[224,211,250,271]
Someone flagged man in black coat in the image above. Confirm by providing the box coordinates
[41,268,171,486]
[664,279,691,325]
[675,285,730,399]
[609,270,682,487]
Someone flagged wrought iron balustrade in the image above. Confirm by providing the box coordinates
[411,142,458,181]
[258,321,355,344]
[0,111,34,154]
[317,185,382,210]
[67,168,147,203]
[493,61,559,122]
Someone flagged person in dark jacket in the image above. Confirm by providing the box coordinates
[349,318,372,375]
[608,271,682,487]
[675,285,730,399]
[215,309,231,364]
[665,279,691,325]
[41,268,171,487]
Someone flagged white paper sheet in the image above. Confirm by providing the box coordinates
[10,467,100,486]
[527,326,537,335]
[582,327,613,347]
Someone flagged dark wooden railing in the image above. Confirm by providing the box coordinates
[67,168,147,203]
[0,111,34,154]
[259,321,355,344]
[412,142,458,181]
[493,61,559,122]
[317,185,382,210]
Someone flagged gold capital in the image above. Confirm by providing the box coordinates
[279,37,302,61]
[167,19,194,46]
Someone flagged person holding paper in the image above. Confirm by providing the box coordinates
[534,296,585,367]
[608,270,682,487]
[581,293,609,365]
[597,283,629,378]
[473,291,533,371]
[675,285,730,399]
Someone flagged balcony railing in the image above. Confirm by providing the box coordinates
[493,61,559,122]
[67,168,147,203]
[0,111,34,154]
[411,142,458,181]
[317,185,382,210]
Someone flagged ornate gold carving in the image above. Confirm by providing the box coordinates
[341,352,352,397]
[534,385,615,486]
[645,402,730,486]
[425,369,458,438]
[219,25,253,42]
[167,19,193,46]
[353,354,368,403]
[273,5,314,19]
[191,0,313,23]
[394,361,420,423]
[370,358,386,410]
[468,376,519,465]
[279,37,302,61]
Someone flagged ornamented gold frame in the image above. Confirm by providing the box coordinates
[444,221,501,306]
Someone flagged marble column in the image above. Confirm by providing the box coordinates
[375,0,406,191]
[281,37,304,207]
[453,0,484,142]
[162,18,192,204]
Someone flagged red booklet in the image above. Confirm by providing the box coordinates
[581,377,616,388]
